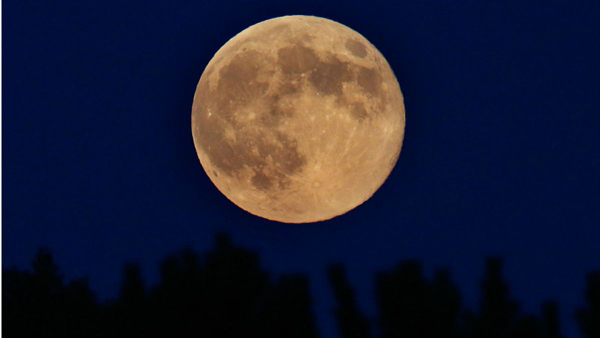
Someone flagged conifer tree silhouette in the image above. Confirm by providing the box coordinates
[577,272,600,338]
[120,263,145,304]
[61,276,98,337]
[3,267,37,337]
[3,237,595,338]
[202,233,270,338]
[150,248,207,337]
[259,274,321,338]
[514,315,542,338]
[31,248,63,296]
[469,257,520,338]
[23,248,65,337]
[375,260,434,338]
[328,264,371,338]
[542,301,564,338]
[431,269,462,338]
[113,263,148,337]
[3,248,99,338]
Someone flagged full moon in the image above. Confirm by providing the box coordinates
[192,15,405,223]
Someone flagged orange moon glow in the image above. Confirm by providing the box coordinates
[192,15,405,223]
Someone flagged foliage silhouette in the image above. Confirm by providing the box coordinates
[2,235,598,338]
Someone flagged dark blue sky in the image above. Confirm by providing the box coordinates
[3,1,600,337]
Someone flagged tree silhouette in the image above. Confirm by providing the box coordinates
[3,235,598,338]
[375,260,435,338]
[577,272,600,338]
[3,267,38,337]
[31,248,63,296]
[466,257,520,338]
[202,234,270,338]
[111,263,148,337]
[513,315,542,338]
[542,301,564,338]
[259,274,321,338]
[150,249,206,337]
[431,268,462,338]
[374,261,462,338]
[328,264,371,338]
[3,248,98,337]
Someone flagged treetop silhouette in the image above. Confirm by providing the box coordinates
[3,235,599,338]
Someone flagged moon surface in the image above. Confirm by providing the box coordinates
[192,15,405,223]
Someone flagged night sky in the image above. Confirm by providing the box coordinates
[3,1,600,337]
